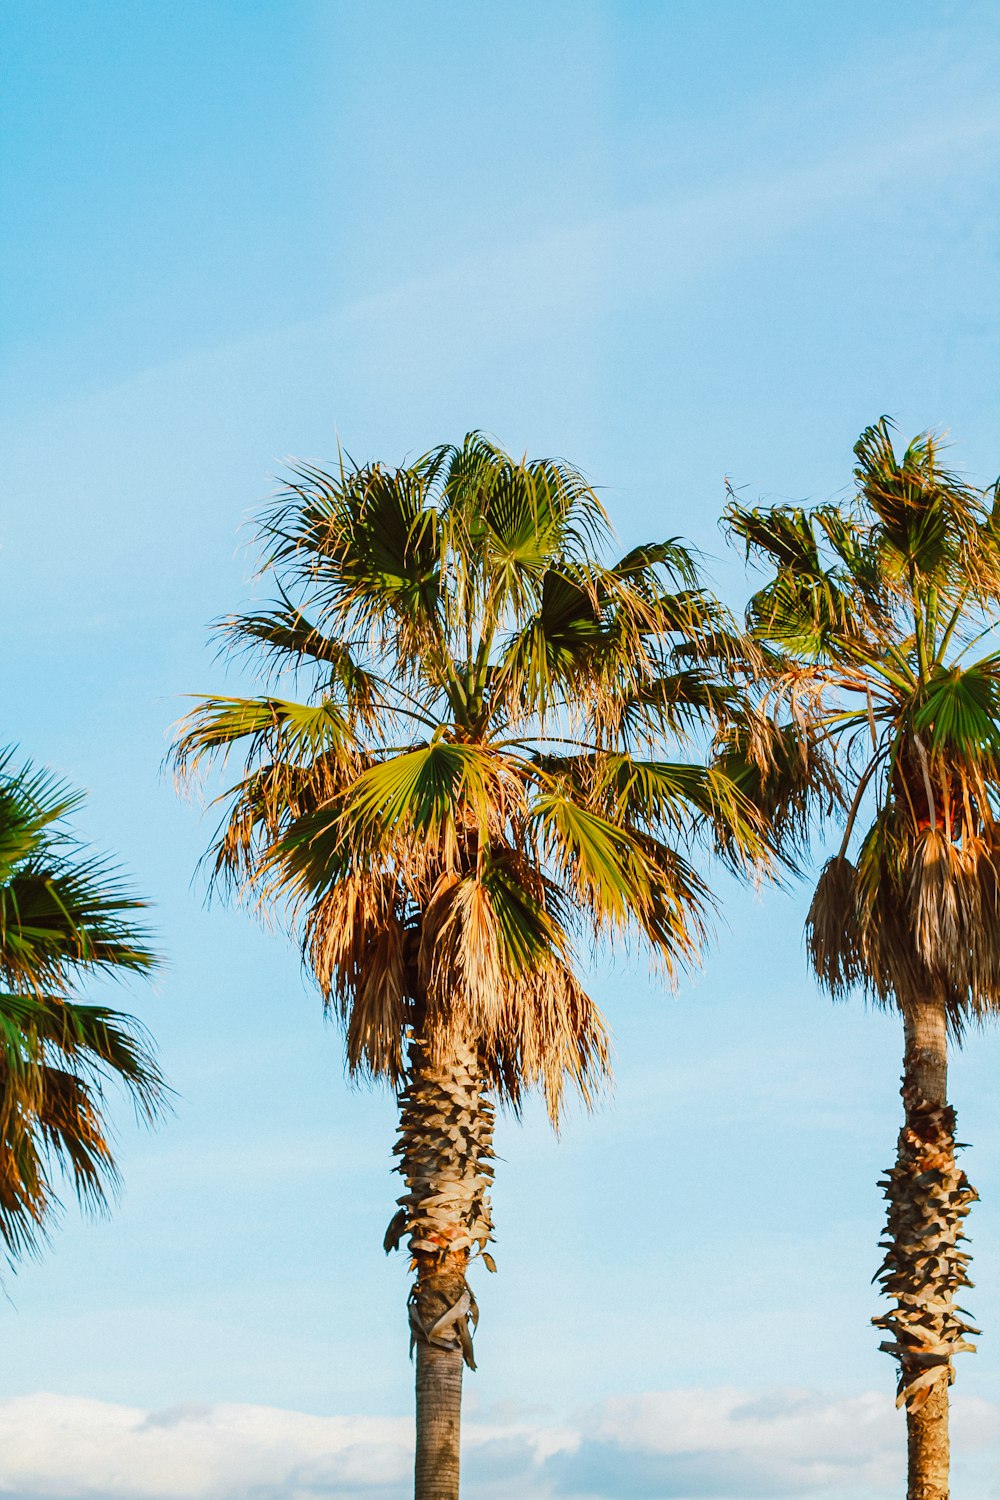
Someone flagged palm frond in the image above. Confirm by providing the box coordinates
[530,791,709,971]
[0,755,162,1264]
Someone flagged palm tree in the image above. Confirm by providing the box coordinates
[174,433,766,1500]
[0,752,162,1263]
[726,418,1000,1500]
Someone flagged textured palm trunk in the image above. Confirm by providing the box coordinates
[414,1293,465,1500]
[385,1032,495,1500]
[873,994,978,1500]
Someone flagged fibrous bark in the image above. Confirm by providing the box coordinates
[385,1033,495,1500]
[906,1381,951,1500]
[872,998,979,1500]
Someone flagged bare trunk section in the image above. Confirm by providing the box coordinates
[906,1380,950,1500]
[905,998,948,1114]
[873,994,979,1500]
[385,1033,495,1500]
[414,1285,466,1500]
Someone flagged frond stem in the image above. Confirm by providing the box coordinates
[835,748,887,860]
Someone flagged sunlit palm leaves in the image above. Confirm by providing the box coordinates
[176,432,767,1108]
[0,754,162,1262]
[728,418,1000,1021]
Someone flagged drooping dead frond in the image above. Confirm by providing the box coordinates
[483,958,610,1126]
[908,829,1000,1013]
[805,856,864,999]
[301,874,410,1082]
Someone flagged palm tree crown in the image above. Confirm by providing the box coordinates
[177,434,765,1107]
[0,754,162,1263]
[728,419,1000,1018]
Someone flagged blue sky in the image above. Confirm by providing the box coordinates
[1,3,999,1497]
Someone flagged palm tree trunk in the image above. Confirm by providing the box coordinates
[385,1032,495,1500]
[901,997,951,1500]
[414,1284,466,1500]
[873,993,978,1500]
[907,1381,950,1500]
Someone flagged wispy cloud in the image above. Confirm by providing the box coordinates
[10,71,997,441]
[1,1387,997,1500]
[344,106,1000,350]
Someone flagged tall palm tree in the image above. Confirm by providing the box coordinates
[174,433,766,1500]
[726,418,1000,1500]
[0,752,162,1263]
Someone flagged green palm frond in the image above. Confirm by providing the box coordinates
[477,850,572,972]
[174,695,355,775]
[613,539,700,590]
[349,742,511,836]
[276,743,523,905]
[611,670,738,744]
[225,604,381,714]
[913,659,1000,759]
[494,566,604,713]
[727,500,825,574]
[0,857,154,993]
[530,790,709,969]
[0,758,84,875]
[0,754,162,1263]
[0,993,162,1121]
[713,710,837,874]
[606,755,769,865]
[448,440,611,578]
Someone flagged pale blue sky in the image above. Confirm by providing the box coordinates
[1,4,999,1498]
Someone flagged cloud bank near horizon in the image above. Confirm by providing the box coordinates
[1,1386,998,1500]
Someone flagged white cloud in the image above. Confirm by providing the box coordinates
[0,1387,997,1500]
[0,1396,412,1500]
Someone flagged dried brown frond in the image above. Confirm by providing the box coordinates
[806,856,864,999]
[485,959,611,1126]
[302,874,409,1081]
[909,828,1000,1010]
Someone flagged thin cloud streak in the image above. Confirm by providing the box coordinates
[8,93,997,435]
[345,107,1000,341]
